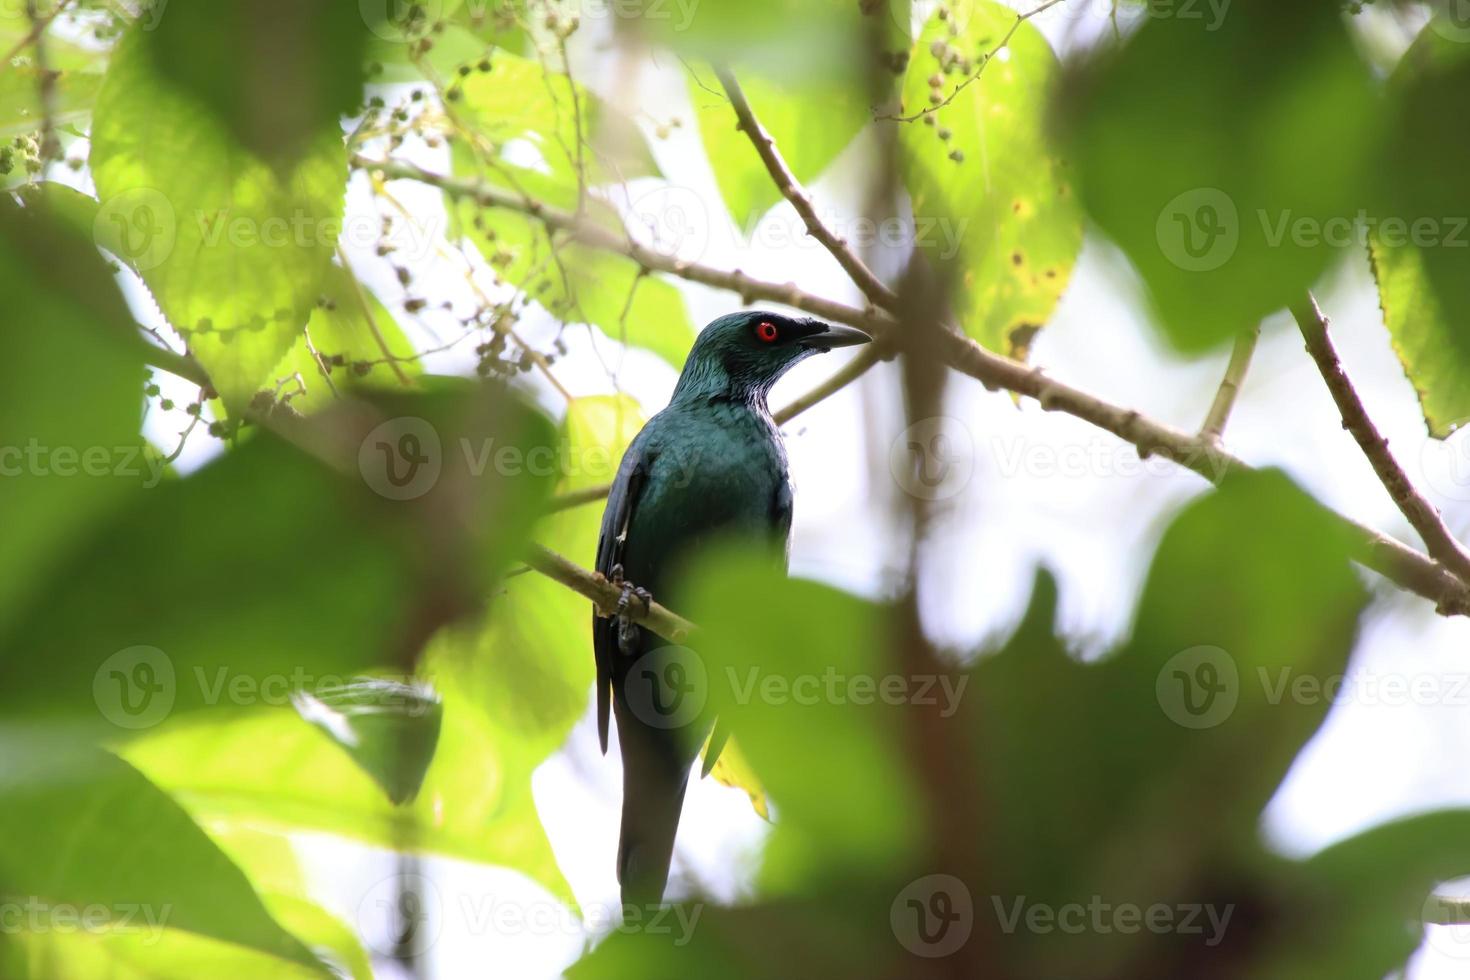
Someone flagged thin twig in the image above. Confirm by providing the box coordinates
[133,330,211,388]
[1199,325,1259,444]
[3,0,73,66]
[712,65,897,311]
[302,325,342,401]
[524,543,695,644]
[1291,293,1470,585]
[25,0,62,164]
[335,247,413,386]
[773,344,884,425]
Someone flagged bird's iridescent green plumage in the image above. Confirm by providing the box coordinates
[593,311,869,905]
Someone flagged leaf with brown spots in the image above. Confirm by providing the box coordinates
[896,0,1082,360]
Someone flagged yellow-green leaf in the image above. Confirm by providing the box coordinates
[90,29,347,410]
[898,0,1082,359]
[1368,25,1470,438]
[706,735,770,821]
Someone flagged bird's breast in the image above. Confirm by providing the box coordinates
[622,409,789,593]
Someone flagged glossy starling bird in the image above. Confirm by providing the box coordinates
[594,310,870,905]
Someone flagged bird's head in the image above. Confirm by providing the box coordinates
[672,311,870,405]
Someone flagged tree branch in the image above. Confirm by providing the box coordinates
[523,543,695,644]
[358,156,1470,617]
[133,330,211,389]
[711,65,898,311]
[1291,293,1470,585]
[1199,325,1259,444]
[773,344,884,425]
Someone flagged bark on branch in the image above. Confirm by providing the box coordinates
[523,543,696,644]
[145,155,1461,618]
[711,65,898,312]
[1291,293,1470,585]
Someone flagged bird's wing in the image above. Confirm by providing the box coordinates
[772,475,794,573]
[594,434,656,754]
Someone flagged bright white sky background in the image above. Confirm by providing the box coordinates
[63,1,1470,975]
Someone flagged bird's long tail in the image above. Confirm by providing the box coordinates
[615,722,692,908]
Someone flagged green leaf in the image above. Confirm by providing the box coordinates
[1368,232,1470,439]
[141,0,367,171]
[899,0,1082,359]
[1368,25,1470,438]
[1056,0,1382,351]
[0,821,371,980]
[965,470,1364,973]
[0,385,555,733]
[568,886,892,980]
[1258,811,1470,980]
[123,398,636,907]
[292,678,444,806]
[705,735,769,821]
[687,64,868,226]
[0,196,147,639]
[0,746,320,972]
[677,547,926,893]
[90,28,347,410]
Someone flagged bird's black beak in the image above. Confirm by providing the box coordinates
[798,322,872,351]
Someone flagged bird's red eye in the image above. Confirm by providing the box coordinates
[756,321,779,343]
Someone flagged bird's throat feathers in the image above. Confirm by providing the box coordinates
[670,353,789,410]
